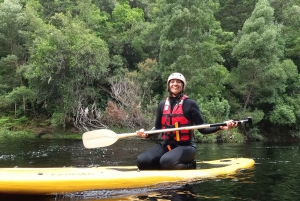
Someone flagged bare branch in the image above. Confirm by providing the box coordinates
[74,101,107,132]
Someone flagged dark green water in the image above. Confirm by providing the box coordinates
[0,138,299,201]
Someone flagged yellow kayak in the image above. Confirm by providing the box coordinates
[0,157,254,195]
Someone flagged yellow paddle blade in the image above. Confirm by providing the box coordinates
[82,129,118,148]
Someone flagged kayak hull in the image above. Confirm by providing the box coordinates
[0,157,254,195]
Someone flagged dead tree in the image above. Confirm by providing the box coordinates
[74,101,107,132]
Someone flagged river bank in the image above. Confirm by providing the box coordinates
[0,128,81,139]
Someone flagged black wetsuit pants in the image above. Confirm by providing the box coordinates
[137,143,196,170]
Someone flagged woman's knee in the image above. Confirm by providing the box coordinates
[159,156,175,169]
[137,153,149,168]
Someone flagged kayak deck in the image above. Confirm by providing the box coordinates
[0,157,255,195]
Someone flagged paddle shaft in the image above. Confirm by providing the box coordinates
[82,117,252,148]
[117,117,252,139]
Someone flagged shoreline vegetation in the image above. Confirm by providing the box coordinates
[0,115,243,142]
[0,128,81,139]
[0,126,246,144]
[0,115,295,142]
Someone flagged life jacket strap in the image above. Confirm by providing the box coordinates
[174,122,180,141]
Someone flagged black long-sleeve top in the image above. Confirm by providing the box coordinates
[154,96,220,134]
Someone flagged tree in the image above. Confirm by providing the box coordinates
[229,0,300,136]
[21,3,110,130]
[214,0,257,71]
[271,0,300,68]
[108,1,146,72]
[0,0,30,116]
[215,0,257,34]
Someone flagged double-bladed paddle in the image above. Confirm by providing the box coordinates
[82,117,252,148]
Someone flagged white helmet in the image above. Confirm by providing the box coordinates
[167,72,186,92]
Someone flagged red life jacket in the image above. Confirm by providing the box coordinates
[161,95,194,141]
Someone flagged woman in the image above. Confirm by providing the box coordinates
[137,72,237,170]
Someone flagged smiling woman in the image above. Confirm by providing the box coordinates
[136,72,238,170]
[168,72,186,96]
[169,79,183,95]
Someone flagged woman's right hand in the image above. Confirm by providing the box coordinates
[137,128,148,138]
[220,120,238,130]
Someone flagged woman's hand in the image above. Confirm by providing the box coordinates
[220,120,238,130]
[137,128,148,138]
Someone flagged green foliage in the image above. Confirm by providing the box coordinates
[194,130,246,143]
[0,116,29,130]
[279,2,300,67]
[216,0,257,33]
[247,126,264,141]
[0,116,11,128]
[229,0,299,130]
[93,0,117,14]
[234,109,264,125]
[196,96,231,123]
[269,103,296,125]
[75,0,108,28]
[0,55,20,94]
[0,128,34,138]
[22,6,110,119]
[0,0,26,43]
[157,0,232,119]
[12,116,29,128]
[224,131,245,143]
[112,2,144,32]
[106,1,148,72]
[0,0,28,98]
[5,86,34,103]
[50,112,65,127]
[194,132,218,143]
[0,0,300,141]
[191,65,229,99]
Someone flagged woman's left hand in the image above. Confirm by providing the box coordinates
[220,120,238,130]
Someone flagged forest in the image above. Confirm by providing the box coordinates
[0,0,300,142]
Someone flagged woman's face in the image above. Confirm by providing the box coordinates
[169,79,183,96]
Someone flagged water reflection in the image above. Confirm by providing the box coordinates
[0,139,300,200]
[57,185,199,201]
[0,138,143,168]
